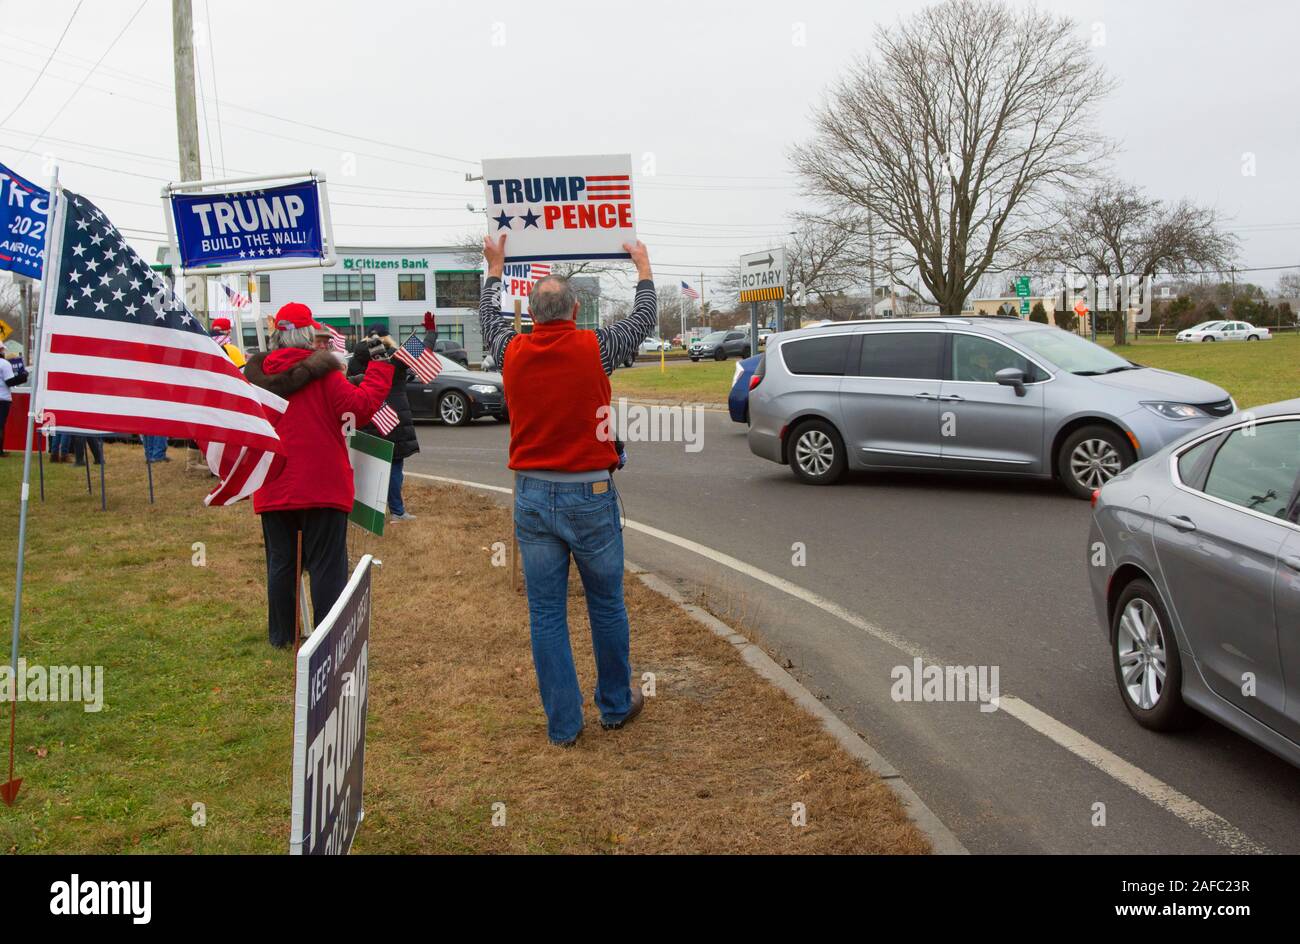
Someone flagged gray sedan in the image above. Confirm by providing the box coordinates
[1088,399,1300,767]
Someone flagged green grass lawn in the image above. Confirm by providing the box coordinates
[1103,333,1298,409]
[611,332,1298,409]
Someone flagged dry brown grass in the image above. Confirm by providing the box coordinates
[353,480,928,854]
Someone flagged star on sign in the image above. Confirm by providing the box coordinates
[521,208,541,228]
[492,211,514,230]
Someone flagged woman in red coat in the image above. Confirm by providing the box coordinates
[244,302,394,648]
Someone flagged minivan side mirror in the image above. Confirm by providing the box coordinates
[995,367,1027,396]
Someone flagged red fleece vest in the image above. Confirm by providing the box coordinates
[502,321,618,472]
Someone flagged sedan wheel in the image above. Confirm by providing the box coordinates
[439,391,470,426]
[1201,336,1214,342]
[1111,579,1193,730]
[1117,599,1166,710]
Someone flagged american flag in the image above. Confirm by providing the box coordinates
[396,332,442,382]
[222,282,249,309]
[326,323,347,354]
[34,190,287,505]
[681,281,700,300]
[371,402,399,436]
[585,174,631,202]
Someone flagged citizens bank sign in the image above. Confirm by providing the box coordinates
[342,257,430,270]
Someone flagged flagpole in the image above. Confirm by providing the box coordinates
[4,167,62,806]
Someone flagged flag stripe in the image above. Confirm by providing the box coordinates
[49,332,245,380]
[39,408,282,452]
[44,371,272,421]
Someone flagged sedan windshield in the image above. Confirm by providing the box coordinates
[1013,329,1136,375]
[1190,321,1223,331]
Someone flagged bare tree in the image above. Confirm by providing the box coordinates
[791,0,1114,315]
[1032,181,1237,343]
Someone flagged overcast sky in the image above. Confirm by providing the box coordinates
[2,0,1297,302]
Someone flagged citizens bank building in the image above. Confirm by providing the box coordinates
[249,246,484,359]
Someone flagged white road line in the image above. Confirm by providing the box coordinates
[405,470,1269,854]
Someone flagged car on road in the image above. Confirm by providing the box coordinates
[690,330,752,361]
[1088,398,1300,767]
[641,337,672,353]
[746,317,1235,498]
[728,354,762,423]
[429,337,471,367]
[405,357,507,426]
[1176,320,1271,342]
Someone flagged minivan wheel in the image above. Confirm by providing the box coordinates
[1111,579,1193,731]
[1058,424,1134,499]
[788,420,846,485]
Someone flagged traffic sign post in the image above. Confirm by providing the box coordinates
[740,248,785,356]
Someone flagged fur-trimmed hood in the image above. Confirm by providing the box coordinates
[244,348,341,399]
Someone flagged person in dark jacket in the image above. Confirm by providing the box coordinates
[245,302,395,648]
[348,322,419,521]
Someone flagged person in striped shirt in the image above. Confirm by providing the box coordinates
[479,234,657,746]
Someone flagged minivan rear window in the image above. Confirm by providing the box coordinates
[858,332,943,379]
[782,336,850,375]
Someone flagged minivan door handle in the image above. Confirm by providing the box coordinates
[1283,555,1300,573]
[913,393,939,401]
[937,394,965,402]
[1164,515,1197,532]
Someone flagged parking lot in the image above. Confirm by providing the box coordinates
[408,401,1300,854]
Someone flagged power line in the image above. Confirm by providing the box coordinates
[0,1,84,128]
[203,0,227,176]
[15,0,145,160]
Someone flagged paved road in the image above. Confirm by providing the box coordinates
[406,407,1300,853]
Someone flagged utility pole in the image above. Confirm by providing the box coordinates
[171,0,205,321]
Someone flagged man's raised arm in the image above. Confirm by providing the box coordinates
[479,233,514,370]
[597,240,656,376]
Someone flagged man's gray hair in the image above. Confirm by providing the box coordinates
[529,275,577,324]
[268,324,318,350]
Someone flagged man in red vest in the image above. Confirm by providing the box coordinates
[481,233,658,746]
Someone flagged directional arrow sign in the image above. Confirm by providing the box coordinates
[739,248,785,302]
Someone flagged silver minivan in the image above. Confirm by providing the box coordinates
[746,317,1235,498]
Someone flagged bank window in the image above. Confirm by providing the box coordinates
[435,271,480,308]
[323,274,375,302]
[258,274,271,303]
[398,273,426,301]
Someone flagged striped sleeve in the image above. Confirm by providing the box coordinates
[479,277,514,370]
[596,279,657,376]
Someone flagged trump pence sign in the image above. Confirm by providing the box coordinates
[482,154,637,263]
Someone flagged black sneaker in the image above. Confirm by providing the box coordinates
[552,728,583,748]
[601,686,644,731]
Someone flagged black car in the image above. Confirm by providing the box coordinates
[405,359,507,426]
[689,330,751,361]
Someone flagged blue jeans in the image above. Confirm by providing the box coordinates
[388,456,405,517]
[143,435,168,462]
[514,475,632,743]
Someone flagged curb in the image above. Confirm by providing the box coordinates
[626,560,969,856]
[620,398,729,412]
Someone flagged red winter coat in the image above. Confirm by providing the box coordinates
[244,348,395,514]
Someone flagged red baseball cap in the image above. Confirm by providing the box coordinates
[274,302,329,334]
[211,317,232,332]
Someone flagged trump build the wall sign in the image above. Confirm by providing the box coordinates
[482,154,637,263]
